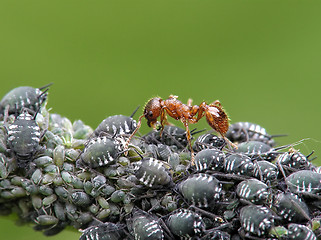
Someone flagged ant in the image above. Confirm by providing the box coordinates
[125,95,237,165]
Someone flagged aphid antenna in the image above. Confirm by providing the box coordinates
[130,105,140,118]
[38,82,53,91]
[270,133,288,138]
[306,150,317,162]
[37,87,50,101]
[190,128,206,136]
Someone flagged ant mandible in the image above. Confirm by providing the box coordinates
[126,95,237,165]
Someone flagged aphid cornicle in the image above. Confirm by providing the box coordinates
[76,136,121,169]
[126,95,234,165]
[0,84,51,116]
[6,111,43,168]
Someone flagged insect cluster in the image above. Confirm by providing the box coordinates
[0,87,320,240]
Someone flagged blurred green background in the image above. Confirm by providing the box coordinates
[0,1,321,239]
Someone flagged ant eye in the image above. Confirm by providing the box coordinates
[148,111,153,117]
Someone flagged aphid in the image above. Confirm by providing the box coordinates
[236,178,270,204]
[126,95,234,165]
[235,140,281,161]
[144,143,172,161]
[76,136,121,168]
[178,173,222,207]
[194,148,225,172]
[287,223,317,240]
[0,84,51,116]
[239,205,275,237]
[129,209,164,240]
[277,148,313,172]
[143,125,200,150]
[285,170,321,197]
[6,111,43,168]
[167,209,205,239]
[224,154,254,176]
[274,192,310,223]
[79,222,127,240]
[134,157,172,188]
[35,214,59,226]
[94,114,137,137]
[253,160,279,183]
[193,133,226,151]
[70,191,92,207]
[226,121,280,146]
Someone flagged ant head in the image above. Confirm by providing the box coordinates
[144,97,162,129]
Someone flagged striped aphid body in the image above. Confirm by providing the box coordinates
[287,223,317,240]
[277,150,313,171]
[193,133,226,151]
[134,158,172,188]
[274,192,310,223]
[131,210,164,240]
[79,222,126,240]
[253,160,279,183]
[226,122,275,146]
[285,170,321,196]
[240,205,275,237]
[76,136,120,168]
[0,85,50,116]
[236,179,270,204]
[167,209,205,239]
[7,111,42,168]
[224,154,254,176]
[194,148,225,172]
[178,173,222,207]
[236,141,278,162]
[94,114,137,137]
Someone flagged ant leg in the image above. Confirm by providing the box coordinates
[211,100,222,107]
[183,120,195,165]
[187,98,193,107]
[125,114,145,153]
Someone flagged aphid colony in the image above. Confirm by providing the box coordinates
[0,86,320,240]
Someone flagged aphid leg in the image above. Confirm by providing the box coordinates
[125,114,145,154]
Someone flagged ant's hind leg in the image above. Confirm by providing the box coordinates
[183,121,195,165]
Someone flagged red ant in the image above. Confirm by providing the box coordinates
[126,95,236,165]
